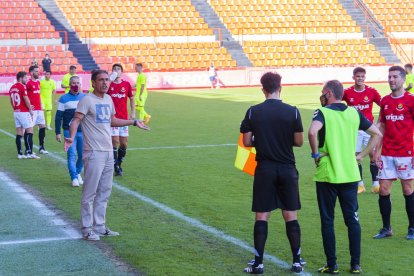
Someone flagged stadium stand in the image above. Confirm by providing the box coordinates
[210,0,361,35]
[244,39,385,67]
[365,0,414,33]
[54,0,236,71]
[90,42,236,71]
[0,0,82,74]
[55,0,214,39]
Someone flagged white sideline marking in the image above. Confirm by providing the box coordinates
[0,237,76,246]
[0,170,82,242]
[127,143,236,151]
[0,128,310,275]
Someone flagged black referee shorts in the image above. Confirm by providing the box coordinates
[252,161,301,212]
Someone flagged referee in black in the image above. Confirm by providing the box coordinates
[240,72,304,274]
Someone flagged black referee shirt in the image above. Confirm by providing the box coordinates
[240,99,303,164]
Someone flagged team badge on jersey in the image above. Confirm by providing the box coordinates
[121,87,126,92]
[363,96,369,102]
[95,104,111,123]
[396,103,404,111]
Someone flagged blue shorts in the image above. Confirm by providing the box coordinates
[209,76,216,82]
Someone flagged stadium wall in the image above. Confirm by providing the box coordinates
[0,66,391,94]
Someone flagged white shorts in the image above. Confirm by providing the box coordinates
[32,110,46,126]
[356,130,370,153]
[14,112,34,129]
[111,126,129,137]
[378,156,414,180]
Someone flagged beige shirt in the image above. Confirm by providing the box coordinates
[76,93,115,151]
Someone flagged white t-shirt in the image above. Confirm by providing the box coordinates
[76,93,115,151]
[208,66,216,77]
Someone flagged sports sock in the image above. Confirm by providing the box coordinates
[113,148,118,167]
[404,192,414,229]
[26,133,33,154]
[358,163,363,182]
[379,194,392,229]
[24,132,29,154]
[39,127,46,148]
[118,147,126,165]
[45,110,52,128]
[15,135,22,155]
[253,220,268,265]
[370,161,379,182]
[286,220,301,264]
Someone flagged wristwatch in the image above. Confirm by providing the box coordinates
[133,120,138,126]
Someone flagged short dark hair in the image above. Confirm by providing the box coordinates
[91,70,108,81]
[353,67,366,75]
[69,65,76,70]
[136,63,143,67]
[112,63,123,72]
[260,72,281,94]
[389,65,406,78]
[29,65,38,73]
[324,80,343,100]
[16,71,27,81]
[405,63,413,70]
[69,75,80,83]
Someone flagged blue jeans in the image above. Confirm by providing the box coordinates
[64,130,83,180]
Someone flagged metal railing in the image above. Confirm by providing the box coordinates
[353,0,383,37]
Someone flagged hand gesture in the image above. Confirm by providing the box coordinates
[136,120,150,131]
[64,137,73,152]
[56,134,61,143]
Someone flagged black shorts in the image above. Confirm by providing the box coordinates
[252,161,301,212]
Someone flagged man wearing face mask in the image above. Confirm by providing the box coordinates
[108,64,135,176]
[55,76,85,187]
[308,80,382,274]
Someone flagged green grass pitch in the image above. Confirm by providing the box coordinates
[0,84,412,275]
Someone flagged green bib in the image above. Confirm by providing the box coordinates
[313,107,361,183]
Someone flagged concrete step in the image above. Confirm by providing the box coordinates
[37,0,99,71]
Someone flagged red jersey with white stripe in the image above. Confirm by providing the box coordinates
[26,79,42,111]
[380,92,414,157]
[107,79,133,120]
[343,85,381,123]
[9,82,29,112]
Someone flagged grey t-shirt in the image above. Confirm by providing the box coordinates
[76,93,115,151]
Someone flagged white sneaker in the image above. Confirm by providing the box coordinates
[72,178,80,187]
[39,148,49,154]
[46,126,52,130]
[96,228,119,237]
[27,153,40,159]
[83,231,100,241]
[17,154,27,159]
[77,174,84,185]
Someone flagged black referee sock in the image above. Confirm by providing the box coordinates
[404,192,414,229]
[379,194,392,229]
[286,220,301,264]
[253,220,268,265]
[113,148,118,166]
[358,163,363,180]
[39,127,46,148]
[15,135,22,155]
[370,161,379,182]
